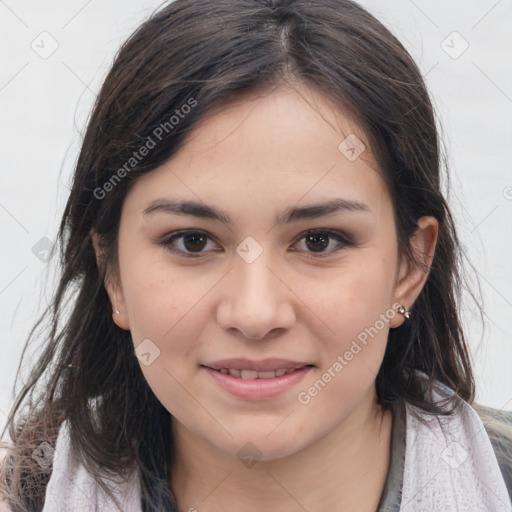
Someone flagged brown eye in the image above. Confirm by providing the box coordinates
[159,230,218,256]
[182,232,208,252]
[293,229,353,256]
[304,233,330,252]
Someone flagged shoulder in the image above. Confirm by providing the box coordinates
[0,447,13,512]
[473,403,512,502]
[407,376,512,502]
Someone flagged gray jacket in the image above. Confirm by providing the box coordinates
[377,402,512,511]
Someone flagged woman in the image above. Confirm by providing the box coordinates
[1,0,511,510]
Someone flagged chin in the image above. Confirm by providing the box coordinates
[216,429,310,463]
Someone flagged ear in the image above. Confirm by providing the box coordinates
[389,216,439,328]
[91,230,131,330]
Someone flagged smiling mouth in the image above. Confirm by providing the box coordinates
[202,365,314,380]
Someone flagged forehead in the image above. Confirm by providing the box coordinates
[124,84,391,219]
[180,83,373,169]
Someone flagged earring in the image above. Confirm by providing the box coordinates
[397,305,411,319]
[113,310,120,315]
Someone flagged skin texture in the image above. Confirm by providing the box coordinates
[96,83,438,511]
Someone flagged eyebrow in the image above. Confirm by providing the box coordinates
[143,198,370,225]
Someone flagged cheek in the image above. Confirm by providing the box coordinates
[294,264,394,415]
[294,253,398,408]
[307,254,396,339]
[119,258,216,418]
[119,252,209,356]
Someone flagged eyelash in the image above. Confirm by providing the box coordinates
[158,229,354,258]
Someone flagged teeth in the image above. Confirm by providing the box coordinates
[217,367,303,379]
[258,371,277,379]
[241,370,258,379]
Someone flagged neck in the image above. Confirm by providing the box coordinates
[169,389,393,512]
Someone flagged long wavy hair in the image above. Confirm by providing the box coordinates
[0,0,476,510]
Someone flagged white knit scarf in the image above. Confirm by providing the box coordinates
[42,384,512,511]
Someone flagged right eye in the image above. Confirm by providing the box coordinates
[158,230,221,256]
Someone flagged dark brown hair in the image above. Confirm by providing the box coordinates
[1,0,475,510]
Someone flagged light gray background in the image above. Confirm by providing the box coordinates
[1,0,511,440]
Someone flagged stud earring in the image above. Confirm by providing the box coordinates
[397,305,411,319]
[113,310,120,315]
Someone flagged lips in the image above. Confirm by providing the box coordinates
[201,358,313,380]
[212,368,300,379]
[202,362,313,399]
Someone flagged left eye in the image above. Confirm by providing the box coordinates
[293,230,352,255]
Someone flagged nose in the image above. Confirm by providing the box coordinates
[216,252,296,340]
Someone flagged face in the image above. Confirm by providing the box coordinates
[103,84,431,462]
